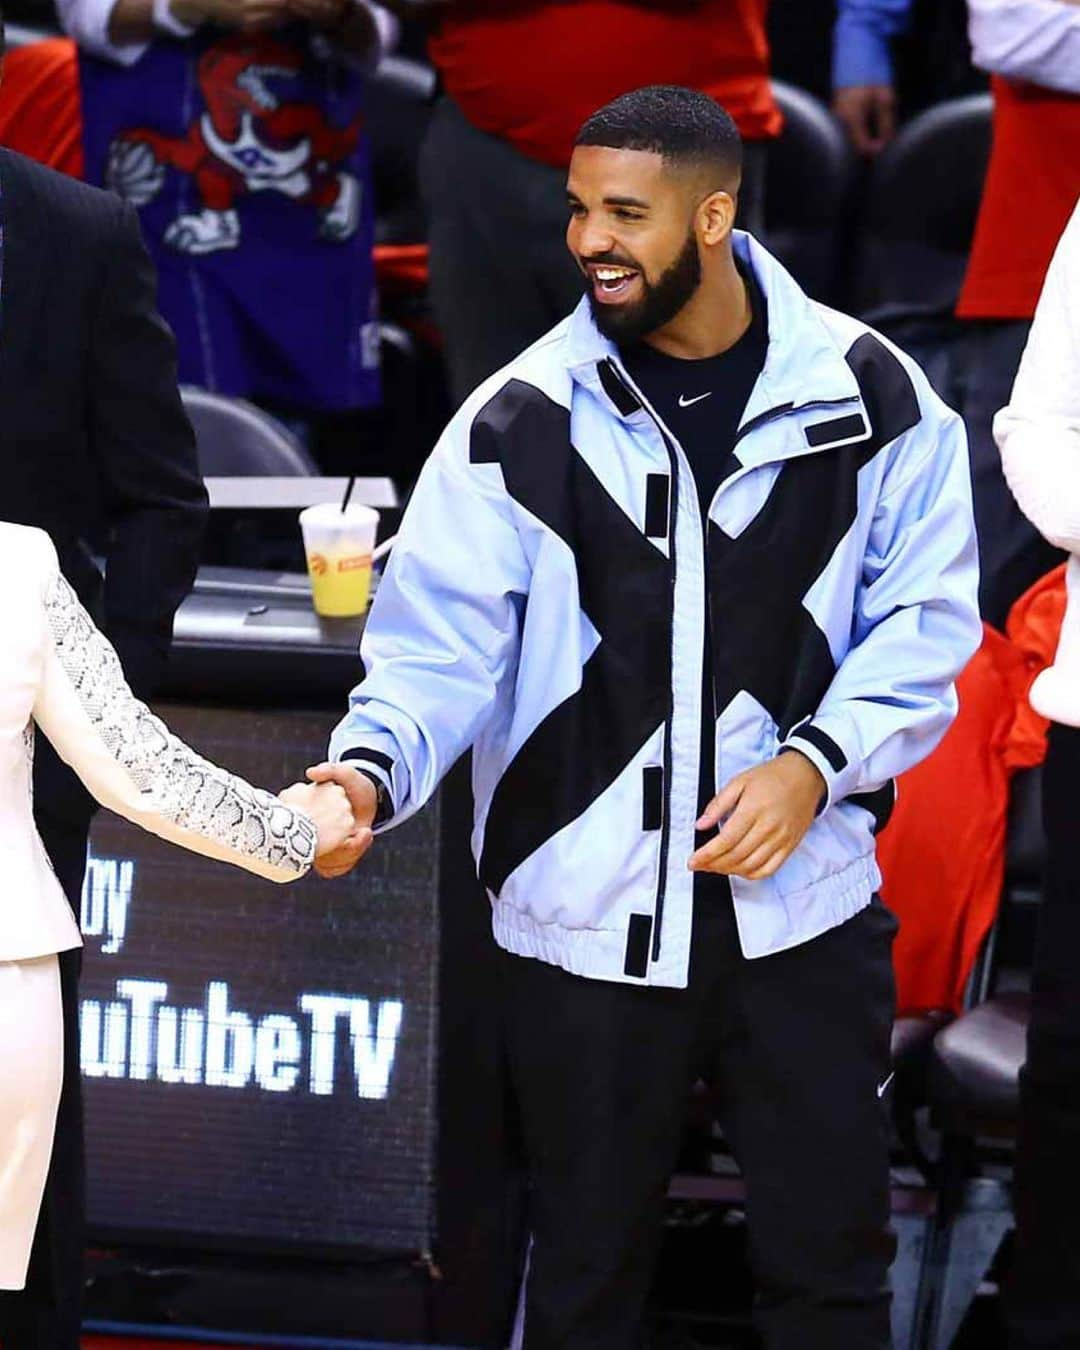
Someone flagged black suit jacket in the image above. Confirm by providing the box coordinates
[0,148,208,827]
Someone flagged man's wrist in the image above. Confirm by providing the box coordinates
[778,747,828,813]
[353,767,393,826]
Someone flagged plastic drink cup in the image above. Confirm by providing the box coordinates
[299,503,380,617]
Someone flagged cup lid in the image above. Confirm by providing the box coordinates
[300,502,381,528]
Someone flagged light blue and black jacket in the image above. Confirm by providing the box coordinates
[330,233,981,988]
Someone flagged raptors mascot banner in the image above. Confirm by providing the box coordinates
[81,29,381,411]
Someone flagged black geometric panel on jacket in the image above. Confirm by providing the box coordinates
[710,333,921,740]
[470,380,673,898]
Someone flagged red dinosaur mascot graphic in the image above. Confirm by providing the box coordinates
[106,33,363,254]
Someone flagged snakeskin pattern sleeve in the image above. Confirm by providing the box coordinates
[42,568,317,877]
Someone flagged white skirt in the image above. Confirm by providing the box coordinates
[0,954,62,1290]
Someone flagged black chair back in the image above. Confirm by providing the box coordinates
[181,387,317,478]
[367,55,436,246]
[850,93,993,322]
[765,80,856,303]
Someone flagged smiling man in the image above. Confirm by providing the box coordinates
[312,86,981,1349]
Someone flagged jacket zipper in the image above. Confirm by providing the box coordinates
[702,394,861,843]
[601,365,859,967]
[601,358,685,965]
[650,393,860,961]
[652,425,680,962]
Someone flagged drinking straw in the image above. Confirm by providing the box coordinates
[341,476,356,513]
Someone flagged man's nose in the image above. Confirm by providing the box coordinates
[576,219,616,261]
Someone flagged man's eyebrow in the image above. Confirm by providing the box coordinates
[565,192,651,209]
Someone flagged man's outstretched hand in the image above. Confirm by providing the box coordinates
[306,762,380,878]
[689,752,826,881]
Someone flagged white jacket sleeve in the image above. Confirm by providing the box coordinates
[968,0,1080,94]
[329,419,531,828]
[58,0,152,65]
[358,1,400,63]
[32,539,316,883]
[61,0,396,66]
[994,200,1080,549]
[783,391,983,808]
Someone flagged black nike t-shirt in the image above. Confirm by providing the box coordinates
[620,267,768,876]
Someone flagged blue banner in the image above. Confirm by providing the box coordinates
[81,29,380,411]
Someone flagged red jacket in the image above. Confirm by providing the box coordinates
[0,39,84,179]
[958,77,1080,320]
[428,0,780,169]
[880,570,1065,1014]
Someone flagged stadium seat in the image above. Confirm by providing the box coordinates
[928,763,1044,1133]
[181,387,318,478]
[367,54,436,246]
[916,763,1045,1349]
[931,993,1028,1131]
[849,93,993,321]
[765,80,856,303]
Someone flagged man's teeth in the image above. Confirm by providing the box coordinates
[595,267,636,282]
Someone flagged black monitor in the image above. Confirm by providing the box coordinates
[80,575,440,1256]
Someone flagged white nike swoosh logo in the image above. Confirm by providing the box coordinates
[678,392,712,408]
[876,1072,895,1099]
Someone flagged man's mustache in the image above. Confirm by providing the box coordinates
[580,252,641,271]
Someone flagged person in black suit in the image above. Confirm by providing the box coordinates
[0,16,208,1346]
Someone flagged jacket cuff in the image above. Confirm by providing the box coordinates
[64,0,152,64]
[780,722,852,812]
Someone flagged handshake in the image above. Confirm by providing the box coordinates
[277,763,380,879]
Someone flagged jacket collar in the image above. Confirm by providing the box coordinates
[564,232,865,465]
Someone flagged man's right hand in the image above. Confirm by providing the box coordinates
[305,762,379,878]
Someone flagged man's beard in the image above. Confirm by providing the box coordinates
[586,231,702,345]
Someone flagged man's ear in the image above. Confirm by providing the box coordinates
[699,189,737,246]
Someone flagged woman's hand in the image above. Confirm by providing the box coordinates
[278,781,374,865]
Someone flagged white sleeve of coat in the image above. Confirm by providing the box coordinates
[31,539,316,883]
[357,1,400,62]
[57,0,153,64]
[782,388,983,809]
[994,200,1080,550]
[329,414,531,829]
[968,0,1080,94]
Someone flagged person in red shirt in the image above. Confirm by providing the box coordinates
[0,38,83,177]
[955,0,1080,626]
[393,0,780,404]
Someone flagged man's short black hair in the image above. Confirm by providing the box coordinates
[575,85,743,186]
